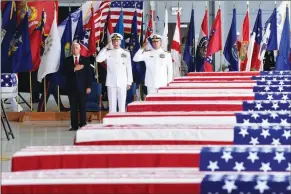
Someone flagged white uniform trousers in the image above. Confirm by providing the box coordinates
[147,87,158,95]
[107,86,127,113]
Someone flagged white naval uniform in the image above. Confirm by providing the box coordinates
[96,47,133,113]
[133,48,173,94]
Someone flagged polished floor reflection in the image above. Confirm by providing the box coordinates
[1,121,90,172]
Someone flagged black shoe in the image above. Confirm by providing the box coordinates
[60,107,70,112]
[79,123,87,128]
[69,128,78,131]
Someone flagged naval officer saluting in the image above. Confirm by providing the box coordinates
[133,34,173,94]
[96,33,133,113]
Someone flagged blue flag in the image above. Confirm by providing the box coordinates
[73,10,83,42]
[8,12,33,73]
[129,11,145,84]
[183,9,195,72]
[275,7,290,70]
[115,10,125,48]
[1,2,16,73]
[223,8,238,71]
[267,8,277,51]
[55,12,72,88]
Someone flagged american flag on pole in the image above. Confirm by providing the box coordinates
[90,0,143,42]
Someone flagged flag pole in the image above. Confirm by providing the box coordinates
[57,86,60,112]
[44,77,47,111]
[29,72,33,111]
[218,2,223,72]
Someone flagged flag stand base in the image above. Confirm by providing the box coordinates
[1,99,15,140]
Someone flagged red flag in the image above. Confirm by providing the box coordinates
[171,9,181,78]
[88,7,96,55]
[143,9,153,43]
[16,1,56,71]
[204,8,222,72]
[239,10,250,71]
[206,8,222,56]
[107,11,114,34]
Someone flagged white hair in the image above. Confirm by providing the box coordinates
[72,41,81,48]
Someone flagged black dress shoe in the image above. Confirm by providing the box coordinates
[79,124,87,128]
[60,107,70,112]
[69,128,78,131]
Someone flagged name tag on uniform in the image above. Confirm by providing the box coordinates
[121,53,127,58]
[160,54,165,58]
[150,56,154,58]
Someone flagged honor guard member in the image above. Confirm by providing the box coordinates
[96,33,133,113]
[133,34,173,94]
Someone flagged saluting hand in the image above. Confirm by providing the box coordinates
[142,41,148,49]
[127,85,131,90]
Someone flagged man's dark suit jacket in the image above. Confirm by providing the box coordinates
[62,55,92,94]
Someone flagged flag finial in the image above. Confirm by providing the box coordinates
[205,1,208,10]
[275,1,277,7]
[233,1,235,8]
[259,1,261,8]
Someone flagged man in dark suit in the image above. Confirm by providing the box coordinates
[62,42,92,131]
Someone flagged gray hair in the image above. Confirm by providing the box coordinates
[72,41,81,48]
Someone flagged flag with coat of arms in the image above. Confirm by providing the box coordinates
[37,10,61,82]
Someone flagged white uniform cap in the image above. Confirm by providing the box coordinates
[111,33,123,40]
[150,34,162,42]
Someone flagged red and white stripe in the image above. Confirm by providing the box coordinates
[91,0,143,41]
[171,9,181,78]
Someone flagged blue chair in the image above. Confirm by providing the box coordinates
[86,82,102,123]
[126,83,137,107]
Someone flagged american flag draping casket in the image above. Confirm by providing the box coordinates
[169,80,291,87]
[146,93,256,101]
[2,170,290,194]
[103,111,237,125]
[145,92,291,101]
[126,100,291,112]
[1,73,18,99]
[235,112,291,125]
[187,70,291,76]
[187,71,260,76]
[234,125,291,145]
[174,76,253,81]
[1,168,203,194]
[11,145,204,171]
[158,85,291,94]
[252,75,291,81]
[260,71,291,75]
[174,75,291,82]
[201,173,291,194]
[75,124,233,145]
[199,146,291,172]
